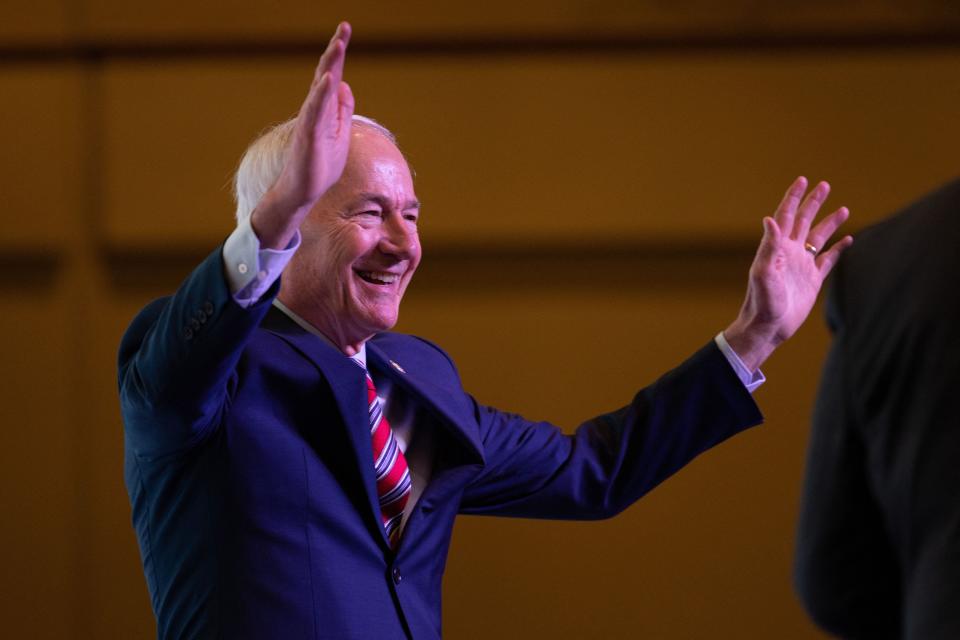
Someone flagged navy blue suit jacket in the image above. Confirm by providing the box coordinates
[118,246,763,639]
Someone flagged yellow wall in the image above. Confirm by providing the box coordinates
[2,2,958,638]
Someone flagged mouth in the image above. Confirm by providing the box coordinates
[354,269,401,286]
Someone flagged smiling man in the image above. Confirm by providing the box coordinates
[273,120,421,356]
[118,22,852,640]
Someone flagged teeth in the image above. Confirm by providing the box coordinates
[358,271,399,284]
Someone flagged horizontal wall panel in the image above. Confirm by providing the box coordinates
[101,50,960,250]
[76,0,960,42]
[371,50,960,246]
[0,0,72,45]
[98,60,310,248]
[0,65,83,251]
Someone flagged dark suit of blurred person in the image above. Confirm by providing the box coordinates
[795,179,960,639]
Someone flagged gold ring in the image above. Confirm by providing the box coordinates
[804,242,819,256]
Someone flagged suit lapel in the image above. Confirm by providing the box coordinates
[262,308,487,549]
[261,308,390,549]
[366,341,487,546]
[367,342,485,467]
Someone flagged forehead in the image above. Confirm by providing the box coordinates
[338,127,414,199]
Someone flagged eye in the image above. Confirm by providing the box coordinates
[404,211,419,224]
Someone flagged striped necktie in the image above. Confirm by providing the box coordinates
[364,368,411,549]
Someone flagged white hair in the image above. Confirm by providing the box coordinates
[233,114,398,223]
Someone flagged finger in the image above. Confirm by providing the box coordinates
[328,22,353,83]
[323,39,347,89]
[816,235,853,276]
[336,21,352,47]
[304,23,352,128]
[806,206,850,251]
[330,23,352,79]
[793,180,830,240]
[314,22,351,84]
[338,81,355,132]
[298,71,332,125]
[313,37,338,82]
[774,176,808,234]
[337,82,354,120]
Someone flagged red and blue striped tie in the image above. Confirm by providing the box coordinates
[365,369,411,549]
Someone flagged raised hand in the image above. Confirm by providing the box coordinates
[252,22,355,249]
[724,177,854,371]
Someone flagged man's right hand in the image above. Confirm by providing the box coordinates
[252,22,355,249]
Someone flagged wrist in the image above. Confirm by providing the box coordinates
[250,188,311,250]
[722,317,781,373]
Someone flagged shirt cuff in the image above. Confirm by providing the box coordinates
[714,331,766,393]
[222,216,300,308]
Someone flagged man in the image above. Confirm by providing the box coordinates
[795,179,960,639]
[119,22,852,639]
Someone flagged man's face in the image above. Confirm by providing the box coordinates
[280,126,421,351]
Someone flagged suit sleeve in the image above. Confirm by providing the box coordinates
[793,265,901,638]
[117,245,279,459]
[459,341,763,519]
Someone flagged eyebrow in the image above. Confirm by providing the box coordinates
[355,192,421,210]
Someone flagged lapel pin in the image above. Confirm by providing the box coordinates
[389,360,406,374]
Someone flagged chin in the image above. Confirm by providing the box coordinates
[374,314,399,333]
[355,309,400,335]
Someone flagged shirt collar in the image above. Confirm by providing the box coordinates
[272,299,366,369]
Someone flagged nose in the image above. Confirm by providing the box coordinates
[379,214,418,260]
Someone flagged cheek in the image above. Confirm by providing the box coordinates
[313,224,368,279]
[336,226,374,265]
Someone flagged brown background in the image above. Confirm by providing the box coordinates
[2,1,958,638]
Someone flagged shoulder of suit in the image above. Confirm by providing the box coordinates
[854,178,960,253]
[370,331,451,359]
[370,331,461,377]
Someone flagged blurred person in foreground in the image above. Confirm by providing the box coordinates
[119,22,852,639]
[795,179,960,639]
